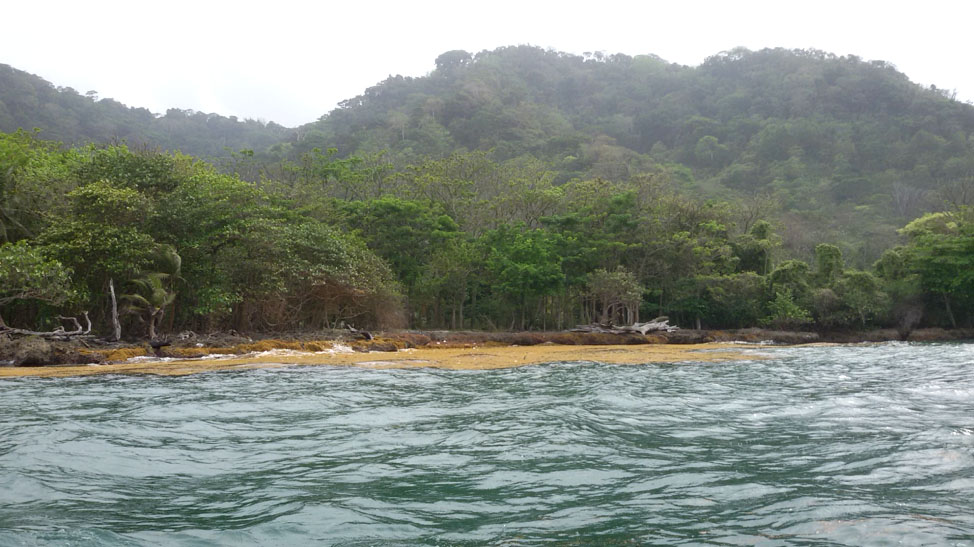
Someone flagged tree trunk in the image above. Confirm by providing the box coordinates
[167,298,176,335]
[109,278,121,342]
[944,293,957,329]
[458,297,464,330]
[542,296,547,332]
[520,294,526,331]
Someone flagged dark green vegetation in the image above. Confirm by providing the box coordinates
[297,46,974,262]
[2,46,973,336]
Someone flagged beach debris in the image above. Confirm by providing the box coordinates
[570,317,678,335]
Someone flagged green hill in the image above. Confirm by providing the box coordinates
[0,63,291,158]
[3,47,974,333]
[285,46,974,262]
[4,46,974,263]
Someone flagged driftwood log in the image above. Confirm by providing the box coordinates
[149,338,172,356]
[345,324,374,340]
[571,317,678,335]
[0,312,93,339]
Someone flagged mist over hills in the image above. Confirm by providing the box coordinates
[3,46,974,261]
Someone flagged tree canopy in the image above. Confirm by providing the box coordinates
[3,46,974,335]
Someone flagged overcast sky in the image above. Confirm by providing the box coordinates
[4,1,972,127]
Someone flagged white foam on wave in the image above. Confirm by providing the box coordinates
[247,343,355,358]
[198,353,235,360]
[125,355,180,363]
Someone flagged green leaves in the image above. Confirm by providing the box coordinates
[762,289,812,330]
[903,216,974,326]
[0,240,73,308]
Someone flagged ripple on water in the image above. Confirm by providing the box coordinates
[1,342,974,544]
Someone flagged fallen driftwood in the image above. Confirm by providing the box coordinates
[345,324,374,340]
[149,338,172,356]
[0,312,93,339]
[571,317,678,335]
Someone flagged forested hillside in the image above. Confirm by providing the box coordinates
[0,64,291,158]
[2,132,972,337]
[6,48,974,262]
[294,46,974,262]
[2,47,973,337]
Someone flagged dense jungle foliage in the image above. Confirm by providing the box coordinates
[2,46,973,336]
[293,46,974,264]
[1,131,971,336]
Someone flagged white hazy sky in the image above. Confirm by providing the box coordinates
[3,1,972,127]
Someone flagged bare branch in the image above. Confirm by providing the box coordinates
[0,312,92,339]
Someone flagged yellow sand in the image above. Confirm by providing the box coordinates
[0,343,762,378]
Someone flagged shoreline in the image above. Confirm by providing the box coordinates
[0,343,763,378]
[1,327,971,378]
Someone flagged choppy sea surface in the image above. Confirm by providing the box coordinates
[1,342,973,546]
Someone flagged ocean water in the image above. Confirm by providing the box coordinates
[1,342,973,545]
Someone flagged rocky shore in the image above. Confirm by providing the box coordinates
[2,327,972,369]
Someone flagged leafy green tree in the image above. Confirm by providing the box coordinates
[586,268,643,325]
[814,243,844,287]
[695,272,766,328]
[768,259,812,305]
[72,144,187,196]
[414,237,478,328]
[339,197,458,324]
[485,226,563,330]
[121,272,176,340]
[874,247,923,333]
[0,130,76,244]
[694,135,730,167]
[762,289,812,330]
[732,220,779,274]
[38,172,159,321]
[0,241,73,327]
[902,214,974,327]
[833,270,888,327]
[274,220,402,329]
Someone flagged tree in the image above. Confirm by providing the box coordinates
[768,259,812,305]
[340,197,459,322]
[0,130,75,244]
[695,272,766,328]
[121,272,175,340]
[415,237,478,328]
[762,289,812,330]
[485,227,563,330]
[694,135,730,167]
[732,220,779,275]
[435,50,472,72]
[0,241,72,327]
[833,270,888,327]
[903,214,974,327]
[586,268,643,325]
[874,247,923,335]
[119,244,182,340]
[814,243,844,287]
